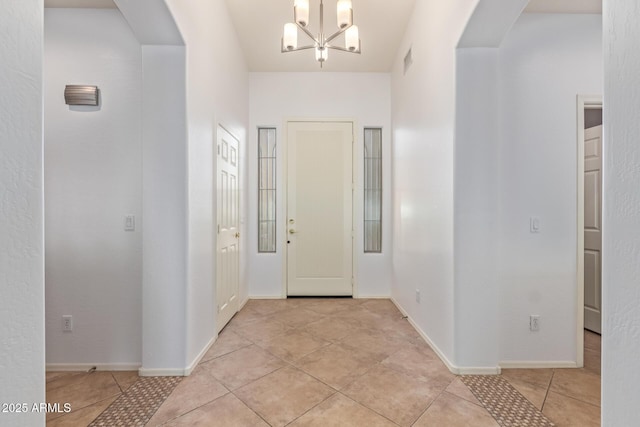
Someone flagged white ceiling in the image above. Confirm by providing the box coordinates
[44,0,602,71]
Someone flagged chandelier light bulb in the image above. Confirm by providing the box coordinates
[315,46,328,62]
[294,0,310,27]
[337,0,353,29]
[345,25,359,51]
[283,23,298,50]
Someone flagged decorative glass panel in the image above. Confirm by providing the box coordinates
[258,128,277,252]
[364,128,382,253]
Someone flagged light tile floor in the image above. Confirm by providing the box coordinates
[501,330,602,427]
[45,299,602,426]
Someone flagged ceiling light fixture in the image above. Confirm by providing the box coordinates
[281,0,361,67]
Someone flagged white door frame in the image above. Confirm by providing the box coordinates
[281,118,359,298]
[576,94,603,368]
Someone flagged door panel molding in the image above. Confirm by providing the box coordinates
[216,125,240,332]
[282,118,358,297]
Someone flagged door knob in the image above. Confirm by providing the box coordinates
[289,229,296,234]
[235,232,240,238]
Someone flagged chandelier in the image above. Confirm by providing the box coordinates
[281,0,361,67]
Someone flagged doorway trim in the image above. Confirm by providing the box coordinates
[576,94,603,368]
[281,117,359,298]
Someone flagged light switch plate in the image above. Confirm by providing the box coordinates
[125,215,135,231]
[530,216,540,233]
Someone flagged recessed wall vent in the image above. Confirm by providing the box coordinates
[64,85,99,106]
[403,47,413,75]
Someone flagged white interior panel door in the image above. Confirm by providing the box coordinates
[584,124,602,334]
[217,126,240,332]
[287,122,353,296]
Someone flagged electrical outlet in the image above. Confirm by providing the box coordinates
[530,315,540,331]
[416,289,421,303]
[62,315,73,332]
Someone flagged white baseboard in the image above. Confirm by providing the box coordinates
[183,335,217,376]
[47,363,140,372]
[138,368,189,377]
[499,361,578,369]
[247,295,392,300]
[389,298,501,375]
[457,366,502,375]
[138,334,219,377]
[239,297,249,310]
[389,298,459,374]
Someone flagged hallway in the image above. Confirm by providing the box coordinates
[46,299,600,426]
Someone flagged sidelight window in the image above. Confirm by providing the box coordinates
[258,128,277,253]
[364,128,382,253]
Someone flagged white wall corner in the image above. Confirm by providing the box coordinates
[458,0,529,48]
[0,1,46,424]
[183,335,217,377]
[602,1,640,424]
[390,299,501,375]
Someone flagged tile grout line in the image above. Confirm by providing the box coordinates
[230,309,337,427]
[155,390,232,426]
[540,369,555,413]
[227,305,408,425]
[229,389,273,427]
[281,390,339,427]
[408,379,454,427]
[144,376,183,426]
[339,391,403,427]
[111,372,125,394]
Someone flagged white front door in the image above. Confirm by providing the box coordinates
[216,126,240,332]
[287,121,353,296]
[584,124,602,334]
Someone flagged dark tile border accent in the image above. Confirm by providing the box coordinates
[461,375,555,427]
[89,376,182,427]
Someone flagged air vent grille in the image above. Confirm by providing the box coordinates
[64,85,99,106]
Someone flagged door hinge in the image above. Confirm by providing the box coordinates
[217,224,220,234]
[351,277,354,285]
[217,145,220,155]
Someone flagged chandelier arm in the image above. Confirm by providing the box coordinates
[281,44,317,53]
[296,22,320,45]
[326,44,361,54]
[324,24,350,45]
